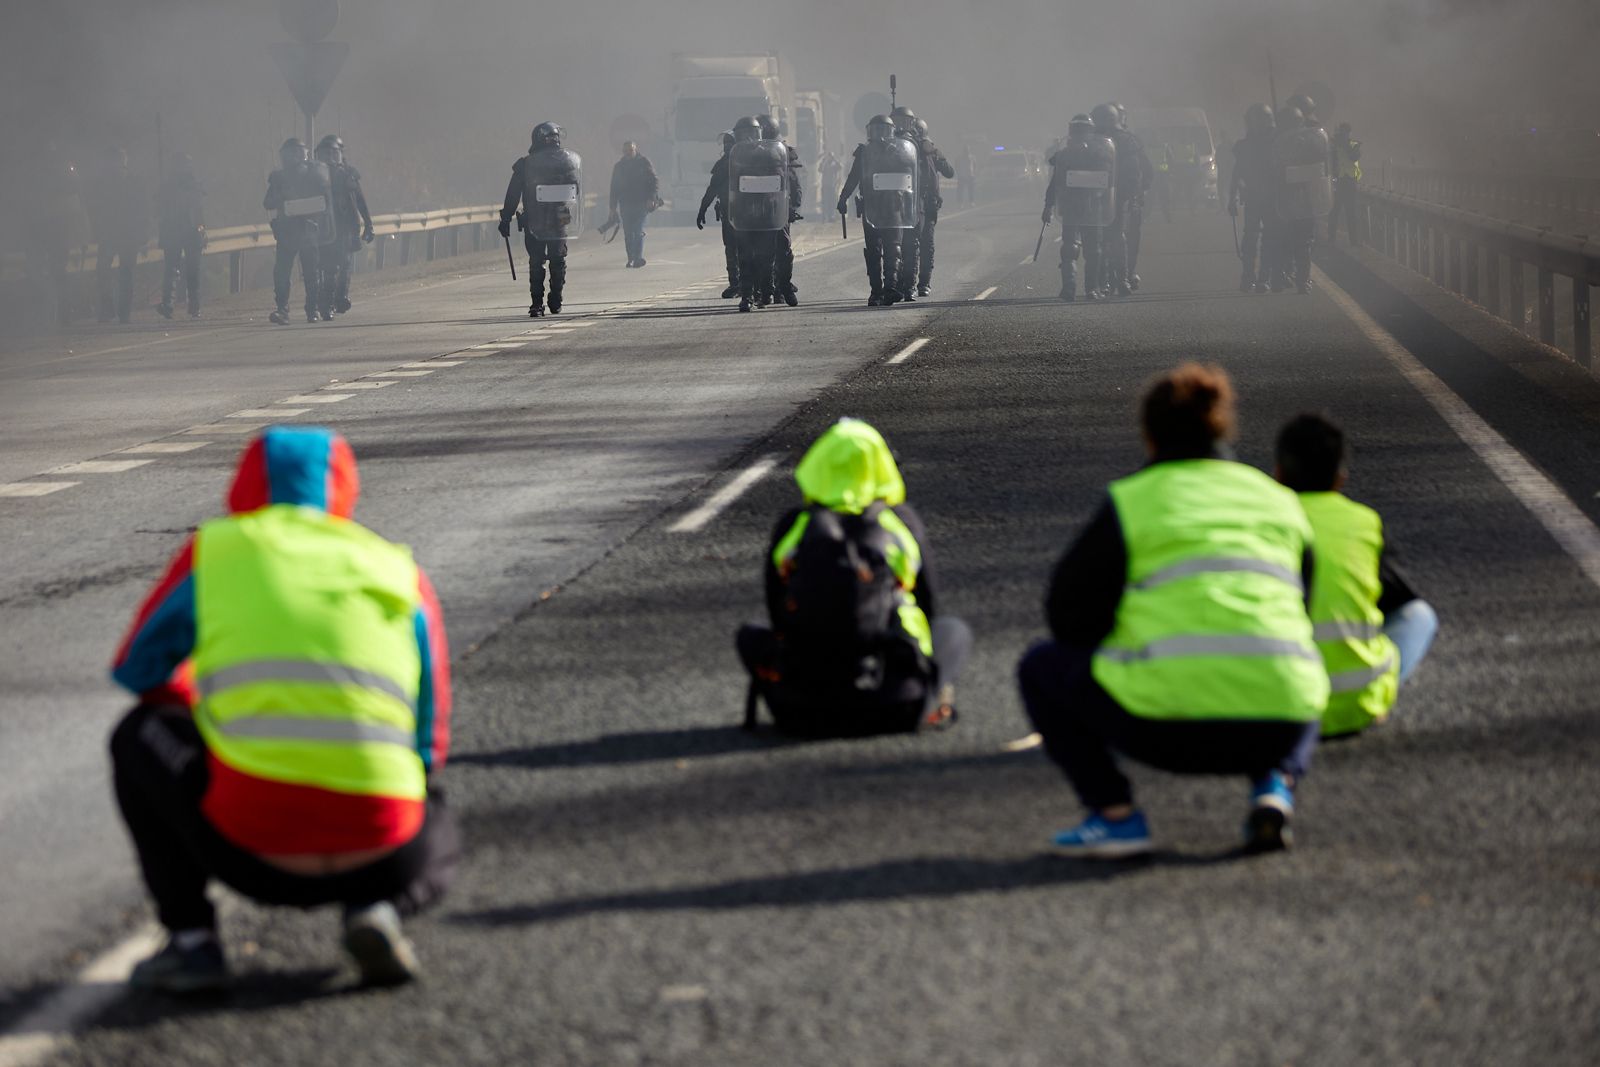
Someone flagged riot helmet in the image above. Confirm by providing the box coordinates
[889,106,917,132]
[1286,94,1316,124]
[866,114,894,144]
[756,114,779,140]
[315,133,344,165]
[1276,106,1305,131]
[721,130,736,155]
[278,138,307,169]
[531,122,563,149]
[1109,101,1128,129]
[914,118,930,137]
[1245,103,1275,136]
[1067,114,1094,140]
[733,116,762,143]
[1090,103,1119,134]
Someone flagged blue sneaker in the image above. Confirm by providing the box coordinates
[1244,771,1295,853]
[1052,810,1153,859]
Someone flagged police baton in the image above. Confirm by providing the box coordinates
[1231,213,1241,259]
[1033,219,1048,262]
[503,232,516,280]
[841,213,848,241]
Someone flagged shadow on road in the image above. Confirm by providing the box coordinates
[452,724,787,770]
[451,849,1246,928]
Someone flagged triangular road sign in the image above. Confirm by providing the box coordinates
[268,40,349,118]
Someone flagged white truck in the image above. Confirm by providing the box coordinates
[667,53,796,225]
[793,88,843,216]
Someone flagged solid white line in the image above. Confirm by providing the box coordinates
[561,321,598,328]
[228,408,307,418]
[281,394,353,404]
[974,286,998,301]
[0,924,162,1067]
[47,459,153,475]
[325,380,393,390]
[668,456,779,534]
[1317,266,1600,592]
[182,423,264,435]
[887,337,931,365]
[403,361,461,368]
[364,370,433,378]
[0,482,77,498]
[119,442,209,454]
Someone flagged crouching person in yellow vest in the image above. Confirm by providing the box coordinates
[1017,365,1328,857]
[1275,413,1438,738]
[736,418,973,736]
[108,427,458,993]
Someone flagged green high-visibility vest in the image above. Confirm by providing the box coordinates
[1299,492,1399,736]
[191,505,426,802]
[1093,460,1329,721]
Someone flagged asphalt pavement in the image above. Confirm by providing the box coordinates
[3,201,1598,1065]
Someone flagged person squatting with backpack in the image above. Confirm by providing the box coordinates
[736,419,973,736]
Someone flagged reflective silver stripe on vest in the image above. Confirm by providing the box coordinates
[1313,620,1384,642]
[196,660,411,706]
[1328,652,1398,693]
[211,715,416,748]
[1098,634,1321,664]
[1132,557,1303,593]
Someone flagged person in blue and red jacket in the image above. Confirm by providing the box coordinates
[109,426,458,993]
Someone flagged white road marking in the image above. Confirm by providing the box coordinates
[0,482,77,498]
[669,456,780,534]
[182,423,265,435]
[887,337,931,365]
[228,408,308,418]
[0,923,162,1067]
[280,393,352,404]
[1019,257,1032,266]
[47,459,153,475]
[118,442,209,454]
[974,286,998,301]
[1318,266,1600,592]
[325,380,393,390]
[1001,732,1043,753]
[470,342,524,350]
[447,350,498,357]
[403,360,462,368]
[364,370,433,378]
[542,328,576,334]
[562,321,598,328]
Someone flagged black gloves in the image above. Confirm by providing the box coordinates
[497,217,511,239]
[695,211,706,230]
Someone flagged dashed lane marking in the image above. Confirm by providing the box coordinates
[324,380,393,390]
[364,370,433,378]
[280,394,352,404]
[404,361,462,368]
[562,321,598,328]
[1019,257,1032,266]
[887,337,931,365]
[0,482,77,498]
[228,408,308,418]
[47,459,153,475]
[1001,732,1043,752]
[182,423,265,435]
[0,923,162,1067]
[668,455,780,534]
[1317,266,1600,592]
[118,442,209,454]
[974,286,998,301]
[542,327,576,334]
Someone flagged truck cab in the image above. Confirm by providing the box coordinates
[668,54,794,224]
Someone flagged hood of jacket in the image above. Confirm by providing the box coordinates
[226,426,360,518]
[793,418,906,514]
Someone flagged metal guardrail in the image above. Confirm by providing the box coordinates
[1358,185,1599,369]
[1378,164,1600,235]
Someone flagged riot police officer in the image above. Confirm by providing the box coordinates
[315,134,374,316]
[499,122,582,317]
[838,115,918,306]
[263,138,332,325]
[886,108,925,302]
[1091,104,1151,297]
[757,113,802,306]
[1108,101,1154,292]
[1228,103,1278,292]
[155,152,205,320]
[1272,106,1330,294]
[727,116,791,312]
[1042,115,1116,302]
[907,118,956,298]
[697,131,740,298]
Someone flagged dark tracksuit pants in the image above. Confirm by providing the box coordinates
[737,616,974,736]
[1240,202,1272,285]
[1276,217,1315,289]
[917,207,940,289]
[1329,177,1361,246]
[161,235,203,315]
[1016,640,1318,810]
[720,217,739,288]
[110,704,460,932]
[273,241,320,315]
[620,202,649,262]
[737,231,777,301]
[97,243,139,322]
[1060,224,1103,297]
[864,225,903,298]
[526,235,568,309]
[1124,198,1145,279]
[774,225,795,294]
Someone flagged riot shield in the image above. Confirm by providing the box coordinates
[1054,135,1117,228]
[523,147,584,240]
[1274,126,1332,221]
[861,136,919,230]
[728,139,789,232]
[277,161,335,248]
